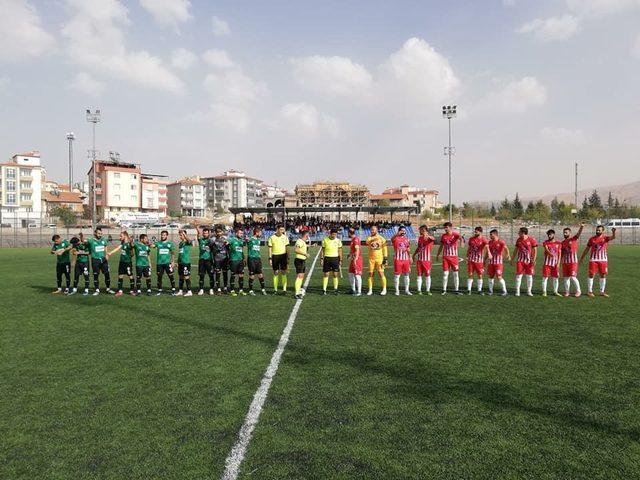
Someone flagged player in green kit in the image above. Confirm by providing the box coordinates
[108,231,135,297]
[68,233,91,295]
[247,227,267,295]
[176,229,193,297]
[228,228,247,296]
[51,234,72,293]
[134,234,153,295]
[86,227,114,295]
[153,230,176,295]
[196,226,215,295]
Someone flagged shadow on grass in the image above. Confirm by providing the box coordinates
[110,300,640,444]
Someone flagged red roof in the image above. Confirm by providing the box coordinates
[43,191,84,203]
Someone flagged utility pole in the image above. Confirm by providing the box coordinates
[442,105,457,223]
[66,132,75,189]
[86,109,101,229]
[574,162,578,208]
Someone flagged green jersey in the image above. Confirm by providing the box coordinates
[155,240,174,265]
[178,240,192,264]
[134,242,151,267]
[119,241,134,264]
[52,240,70,264]
[198,238,212,260]
[87,237,108,260]
[75,242,90,264]
[228,237,245,262]
[247,237,262,259]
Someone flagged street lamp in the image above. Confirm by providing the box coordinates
[66,132,75,190]
[442,105,457,223]
[86,109,101,228]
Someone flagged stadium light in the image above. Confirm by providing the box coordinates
[86,108,101,229]
[66,132,75,190]
[442,105,457,223]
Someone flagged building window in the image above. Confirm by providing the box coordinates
[131,184,137,190]
[20,168,31,176]
[20,194,31,201]
[6,181,16,192]
[6,168,16,179]
[114,194,121,201]
[131,195,137,201]
[114,183,121,190]
[6,193,16,204]
[114,172,120,178]
[132,174,137,179]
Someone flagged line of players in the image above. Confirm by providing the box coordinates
[50,222,616,298]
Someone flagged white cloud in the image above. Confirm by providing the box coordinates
[278,102,339,137]
[139,0,191,30]
[62,0,185,94]
[212,15,231,36]
[486,77,547,113]
[69,72,105,96]
[517,15,581,42]
[203,69,267,106]
[171,47,197,70]
[202,49,236,69]
[291,55,373,100]
[0,0,55,62]
[377,37,460,109]
[540,127,586,145]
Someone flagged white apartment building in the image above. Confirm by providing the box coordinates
[88,159,142,222]
[167,177,206,217]
[203,170,263,211]
[0,151,45,226]
[141,174,169,219]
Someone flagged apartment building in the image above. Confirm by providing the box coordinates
[0,151,45,226]
[295,181,370,207]
[167,177,206,217]
[203,170,263,211]
[141,174,169,219]
[87,158,142,222]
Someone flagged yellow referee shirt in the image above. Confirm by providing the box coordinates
[268,233,289,255]
[321,237,342,258]
[294,238,308,260]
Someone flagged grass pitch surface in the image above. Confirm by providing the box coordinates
[1,246,639,479]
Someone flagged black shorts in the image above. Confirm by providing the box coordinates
[118,262,133,276]
[136,265,151,278]
[214,258,229,272]
[271,253,288,271]
[91,258,109,275]
[157,263,174,276]
[247,257,263,275]
[75,262,89,277]
[57,262,71,276]
[198,258,212,275]
[230,260,245,274]
[323,257,341,273]
[179,263,191,277]
[294,258,306,274]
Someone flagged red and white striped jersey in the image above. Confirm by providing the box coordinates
[488,239,507,265]
[587,235,611,261]
[515,236,538,263]
[392,236,412,261]
[440,232,461,257]
[416,236,435,261]
[543,240,562,267]
[561,235,579,264]
[467,235,488,263]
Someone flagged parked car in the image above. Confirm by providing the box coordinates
[44,223,57,229]
[27,223,39,229]
[151,223,168,228]
[168,222,181,229]
[0,223,12,228]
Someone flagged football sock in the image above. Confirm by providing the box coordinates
[64,271,70,288]
[599,277,606,293]
[355,275,362,294]
[248,277,254,290]
[169,275,176,289]
[349,273,356,292]
[118,278,124,291]
[416,276,422,292]
[453,271,459,291]
[186,279,191,290]
[368,276,373,291]
[322,276,329,292]
[295,277,303,295]
[223,271,229,289]
[571,277,581,293]
[281,274,288,291]
[552,278,559,294]
[56,272,62,288]
[443,271,449,292]
[526,275,533,293]
[587,277,594,292]
[403,274,410,292]
[467,278,473,292]
[542,277,548,293]
[425,276,431,292]
[515,274,523,294]
[230,274,236,291]
[239,277,244,290]
[157,274,163,290]
[394,275,400,293]
[145,278,151,290]
[273,275,279,291]
[564,278,571,293]
[477,278,483,292]
[93,272,99,289]
[499,278,507,294]
[488,278,494,293]
[199,274,204,289]
[333,277,339,290]
[215,272,221,289]
[259,277,265,289]
[381,276,387,290]
[179,277,184,290]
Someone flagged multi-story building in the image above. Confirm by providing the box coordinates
[87,158,142,222]
[141,174,169,219]
[262,184,286,208]
[167,177,206,217]
[370,185,440,214]
[295,181,369,207]
[42,190,85,216]
[203,170,263,211]
[0,151,45,226]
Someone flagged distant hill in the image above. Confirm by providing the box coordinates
[523,180,640,206]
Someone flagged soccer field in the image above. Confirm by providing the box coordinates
[1,246,639,479]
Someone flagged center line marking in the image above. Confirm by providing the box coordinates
[221,249,321,480]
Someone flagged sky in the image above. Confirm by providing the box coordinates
[1,0,639,203]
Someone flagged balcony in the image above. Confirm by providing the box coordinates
[20,200,33,207]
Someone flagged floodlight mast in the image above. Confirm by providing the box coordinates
[66,132,75,190]
[86,109,101,229]
[442,105,457,223]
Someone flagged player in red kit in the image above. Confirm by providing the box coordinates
[436,222,463,295]
[487,229,510,296]
[413,225,435,295]
[348,228,363,296]
[391,226,413,295]
[511,227,538,296]
[561,223,584,297]
[580,225,616,297]
[466,226,491,295]
[542,229,562,297]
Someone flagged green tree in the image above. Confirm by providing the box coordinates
[51,205,77,226]
[489,203,497,218]
[512,193,524,218]
[588,190,603,210]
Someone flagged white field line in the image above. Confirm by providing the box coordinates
[220,250,321,480]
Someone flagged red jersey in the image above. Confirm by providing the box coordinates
[416,236,435,261]
[350,237,363,265]
[543,240,562,267]
[515,236,538,263]
[587,235,611,261]
[467,235,488,263]
[488,239,507,265]
[561,235,579,264]
[392,235,412,261]
[440,232,461,257]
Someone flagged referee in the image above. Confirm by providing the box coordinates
[268,224,290,294]
[321,228,343,295]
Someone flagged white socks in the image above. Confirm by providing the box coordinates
[453,271,459,291]
[564,278,571,293]
[515,274,523,294]
[355,275,362,294]
[542,277,548,293]
[488,278,494,294]
[571,277,581,293]
[599,277,606,293]
[499,278,507,294]
[526,275,533,294]
[477,278,483,292]
[467,278,473,292]
[417,276,422,292]
[443,271,449,292]
[349,273,356,292]
[394,274,400,294]
[552,278,559,294]
[587,277,594,292]
[403,274,410,293]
